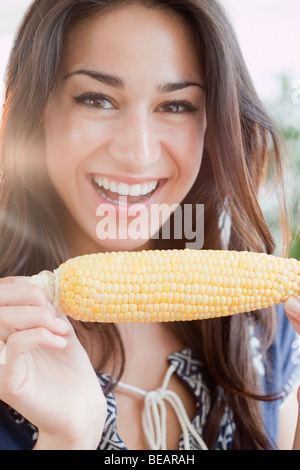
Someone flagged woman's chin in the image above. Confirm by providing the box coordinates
[94,235,155,253]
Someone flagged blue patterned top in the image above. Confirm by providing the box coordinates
[97,347,234,450]
[0,304,299,450]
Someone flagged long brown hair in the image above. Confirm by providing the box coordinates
[0,0,290,450]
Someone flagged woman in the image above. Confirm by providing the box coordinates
[0,0,299,450]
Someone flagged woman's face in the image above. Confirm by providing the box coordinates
[44,4,206,255]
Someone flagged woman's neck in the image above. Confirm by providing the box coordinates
[104,322,186,389]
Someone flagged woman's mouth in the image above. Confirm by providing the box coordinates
[91,174,161,206]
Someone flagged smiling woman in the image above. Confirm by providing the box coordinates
[0,0,299,452]
[43,5,206,254]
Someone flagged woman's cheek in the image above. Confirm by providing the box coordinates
[171,124,204,180]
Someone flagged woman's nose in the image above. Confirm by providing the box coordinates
[107,112,161,171]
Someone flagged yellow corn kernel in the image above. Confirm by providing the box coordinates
[29,249,300,323]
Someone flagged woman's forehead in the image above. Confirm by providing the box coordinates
[61,4,203,84]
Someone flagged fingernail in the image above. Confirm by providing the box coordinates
[47,301,57,315]
[55,317,70,332]
[0,342,6,365]
[54,335,68,346]
[11,276,30,283]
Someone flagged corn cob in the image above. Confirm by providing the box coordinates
[29,249,300,323]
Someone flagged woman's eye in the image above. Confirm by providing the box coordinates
[74,93,115,109]
[157,101,199,114]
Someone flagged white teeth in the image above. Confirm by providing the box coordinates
[128,185,140,197]
[102,177,110,190]
[109,180,118,193]
[141,183,149,195]
[93,175,159,198]
[118,182,130,196]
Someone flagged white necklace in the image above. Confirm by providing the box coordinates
[117,363,208,450]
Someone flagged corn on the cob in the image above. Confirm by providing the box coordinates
[29,249,300,323]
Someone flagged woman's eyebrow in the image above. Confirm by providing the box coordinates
[63,69,205,92]
[63,69,124,88]
[157,81,205,93]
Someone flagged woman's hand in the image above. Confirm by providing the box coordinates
[284,297,300,450]
[285,297,300,334]
[0,276,107,450]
